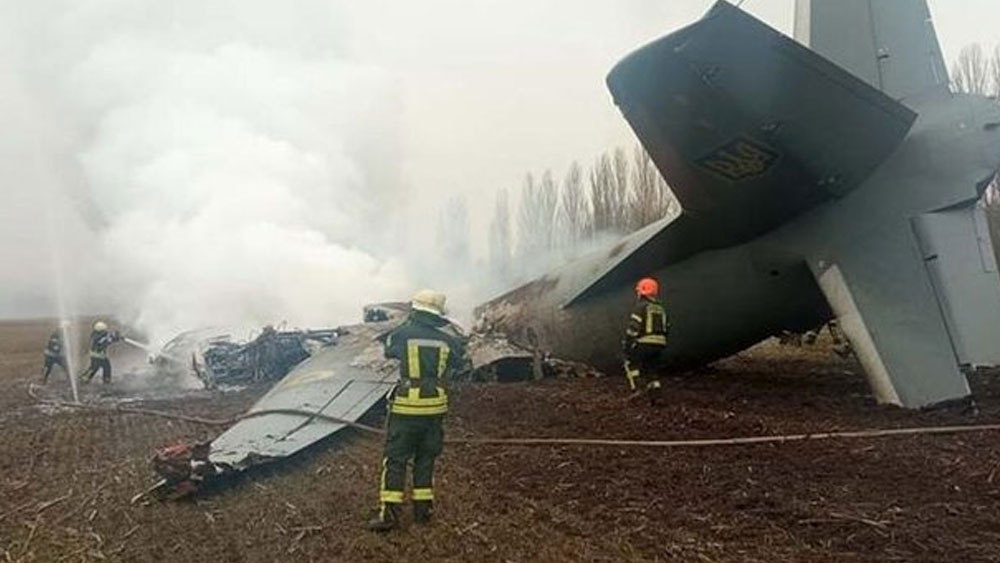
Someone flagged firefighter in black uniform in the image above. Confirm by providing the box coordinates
[79,321,121,385]
[623,277,669,405]
[41,321,70,384]
[368,290,468,532]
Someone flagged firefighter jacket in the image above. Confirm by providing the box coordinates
[44,331,64,358]
[624,297,669,349]
[383,310,468,416]
[88,330,119,359]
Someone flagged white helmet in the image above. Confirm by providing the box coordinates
[411,289,447,316]
[93,321,108,332]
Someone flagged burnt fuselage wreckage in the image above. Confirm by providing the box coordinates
[478,0,1000,409]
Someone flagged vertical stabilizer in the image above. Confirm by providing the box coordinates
[794,0,949,101]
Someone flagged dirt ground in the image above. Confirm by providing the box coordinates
[3,319,1000,562]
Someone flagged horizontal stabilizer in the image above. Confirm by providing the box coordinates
[607,0,916,243]
[564,210,719,306]
[810,222,969,407]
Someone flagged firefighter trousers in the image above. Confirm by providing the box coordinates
[379,413,443,506]
[42,355,68,382]
[80,357,112,384]
[623,343,664,391]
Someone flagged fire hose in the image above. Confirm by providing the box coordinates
[26,383,1000,448]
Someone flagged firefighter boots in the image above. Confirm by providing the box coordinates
[368,503,401,532]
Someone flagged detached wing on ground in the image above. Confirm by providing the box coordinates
[208,322,398,470]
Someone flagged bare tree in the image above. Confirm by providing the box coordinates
[611,148,630,231]
[488,188,512,282]
[559,161,589,247]
[538,170,558,251]
[516,173,541,259]
[991,45,1000,98]
[628,144,668,229]
[589,152,615,235]
[953,43,990,95]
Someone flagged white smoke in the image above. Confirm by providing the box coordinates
[16,1,414,344]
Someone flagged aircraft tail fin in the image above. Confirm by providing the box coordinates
[794,0,949,101]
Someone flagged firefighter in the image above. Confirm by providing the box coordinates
[41,321,70,384]
[368,289,468,532]
[623,277,669,405]
[79,321,121,385]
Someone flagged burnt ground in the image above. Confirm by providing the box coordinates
[3,319,1000,562]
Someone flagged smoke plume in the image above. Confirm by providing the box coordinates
[16,1,413,344]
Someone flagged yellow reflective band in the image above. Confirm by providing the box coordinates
[624,361,640,390]
[380,490,404,503]
[638,334,667,346]
[393,387,447,406]
[646,304,665,334]
[407,342,421,380]
[630,314,643,322]
[406,339,452,379]
[412,488,434,501]
[379,457,389,498]
[391,403,448,416]
[379,457,403,503]
[438,346,449,377]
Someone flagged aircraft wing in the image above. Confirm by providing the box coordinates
[606,0,916,244]
[564,211,715,306]
[208,323,398,470]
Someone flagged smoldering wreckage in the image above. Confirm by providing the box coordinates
[140,302,548,501]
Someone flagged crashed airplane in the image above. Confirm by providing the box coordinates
[478,0,1000,408]
[144,0,1000,497]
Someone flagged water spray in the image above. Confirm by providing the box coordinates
[121,337,185,365]
[40,154,80,403]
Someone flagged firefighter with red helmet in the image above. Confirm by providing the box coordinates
[623,277,669,404]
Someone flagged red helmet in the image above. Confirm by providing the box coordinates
[635,277,659,298]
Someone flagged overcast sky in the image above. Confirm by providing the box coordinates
[2,0,999,321]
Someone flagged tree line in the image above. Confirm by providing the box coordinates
[485,144,676,284]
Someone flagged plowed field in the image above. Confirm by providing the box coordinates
[3,319,1000,562]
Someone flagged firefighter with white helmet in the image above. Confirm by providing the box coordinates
[79,320,121,385]
[368,289,468,532]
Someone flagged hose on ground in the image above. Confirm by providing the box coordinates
[27,383,1000,448]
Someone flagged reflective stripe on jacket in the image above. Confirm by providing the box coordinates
[624,298,669,348]
[384,311,467,416]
